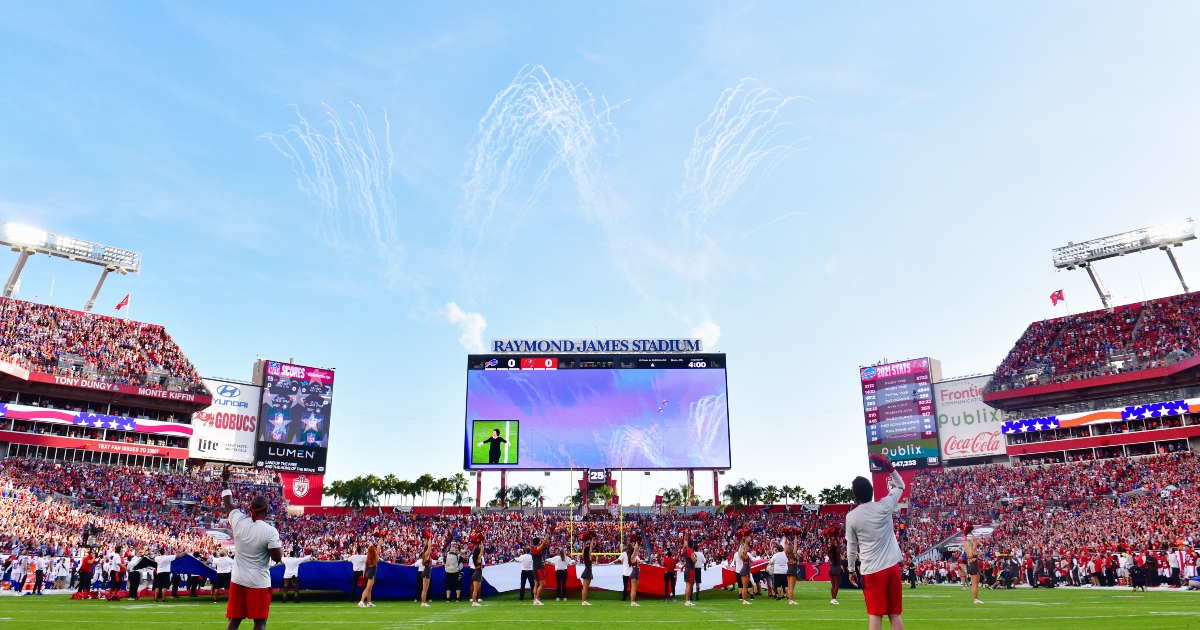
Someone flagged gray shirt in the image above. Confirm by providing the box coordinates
[845,469,905,575]
[228,509,281,589]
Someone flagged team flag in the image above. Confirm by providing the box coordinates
[1050,289,1065,306]
[115,294,130,310]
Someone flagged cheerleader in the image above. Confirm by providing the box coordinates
[824,525,843,605]
[419,532,434,607]
[579,531,595,606]
[681,535,697,606]
[627,537,642,607]
[469,533,486,606]
[736,529,752,605]
[784,529,800,605]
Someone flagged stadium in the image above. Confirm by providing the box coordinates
[1,219,1198,630]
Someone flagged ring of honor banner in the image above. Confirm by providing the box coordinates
[860,358,941,471]
[189,378,261,464]
[254,361,335,473]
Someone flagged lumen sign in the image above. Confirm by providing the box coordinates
[934,375,1005,460]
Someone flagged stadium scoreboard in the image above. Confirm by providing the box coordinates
[253,360,336,473]
[464,353,730,471]
[860,358,942,471]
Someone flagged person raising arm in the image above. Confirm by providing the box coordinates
[221,465,283,630]
[846,452,906,630]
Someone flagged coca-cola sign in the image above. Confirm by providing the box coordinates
[934,375,1005,460]
[942,431,1002,457]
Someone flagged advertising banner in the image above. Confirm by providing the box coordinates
[279,472,324,506]
[934,376,1004,460]
[254,361,335,473]
[189,378,261,464]
[860,358,941,471]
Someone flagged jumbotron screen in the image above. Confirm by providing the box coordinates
[463,354,731,470]
[254,360,335,473]
[860,358,941,471]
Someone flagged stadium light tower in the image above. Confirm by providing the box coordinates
[0,222,142,312]
[1052,218,1195,309]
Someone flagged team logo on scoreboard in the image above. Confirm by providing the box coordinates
[292,475,310,498]
[484,359,499,367]
[860,366,877,381]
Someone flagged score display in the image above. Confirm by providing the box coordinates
[860,358,941,471]
[464,353,731,470]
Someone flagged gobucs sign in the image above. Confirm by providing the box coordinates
[933,375,1004,460]
[188,378,261,464]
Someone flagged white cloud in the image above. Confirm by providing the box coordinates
[690,320,721,350]
[444,302,487,352]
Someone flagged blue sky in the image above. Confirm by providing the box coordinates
[3,2,1200,505]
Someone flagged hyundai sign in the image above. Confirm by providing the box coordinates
[189,378,262,464]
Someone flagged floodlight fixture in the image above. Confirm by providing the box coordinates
[1052,218,1195,309]
[0,222,142,312]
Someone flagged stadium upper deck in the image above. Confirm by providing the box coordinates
[0,297,209,469]
[984,291,1200,410]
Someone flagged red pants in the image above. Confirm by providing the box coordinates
[226,582,272,620]
[863,563,902,616]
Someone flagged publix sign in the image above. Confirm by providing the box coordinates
[933,375,1005,460]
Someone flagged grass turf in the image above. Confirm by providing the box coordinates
[2,583,1197,629]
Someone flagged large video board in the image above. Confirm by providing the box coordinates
[860,358,941,471]
[464,354,731,470]
[254,360,335,473]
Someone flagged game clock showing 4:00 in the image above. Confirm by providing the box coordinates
[860,358,941,471]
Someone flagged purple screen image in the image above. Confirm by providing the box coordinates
[464,368,730,469]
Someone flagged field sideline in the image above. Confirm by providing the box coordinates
[2,583,1198,629]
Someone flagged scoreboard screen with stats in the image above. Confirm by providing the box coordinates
[464,353,730,470]
[859,358,941,471]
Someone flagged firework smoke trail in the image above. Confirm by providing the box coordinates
[264,103,401,275]
[461,65,623,242]
[675,79,807,237]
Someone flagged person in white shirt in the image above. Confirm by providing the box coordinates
[153,547,176,603]
[693,549,706,601]
[550,549,574,601]
[846,452,905,630]
[618,547,633,601]
[517,552,535,601]
[220,465,282,630]
[32,553,48,595]
[213,550,235,602]
[347,549,368,602]
[770,544,789,602]
[280,551,313,603]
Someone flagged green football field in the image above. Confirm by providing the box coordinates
[3,583,1198,629]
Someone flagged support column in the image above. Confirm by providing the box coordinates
[500,469,508,508]
[475,472,482,508]
[1083,263,1113,310]
[1164,246,1191,293]
[83,267,112,313]
[713,470,720,506]
[687,469,695,506]
[3,250,32,298]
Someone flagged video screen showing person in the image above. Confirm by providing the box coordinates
[471,420,518,465]
[259,362,334,448]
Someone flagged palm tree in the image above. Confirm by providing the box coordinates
[780,485,794,506]
[414,474,435,506]
[434,477,456,513]
[326,476,379,510]
[380,474,400,506]
[721,478,763,508]
[659,487,684,507]
[763,484,781,505]
[795,486,816,504]
[450,473,471,507]
[818,484,854,504]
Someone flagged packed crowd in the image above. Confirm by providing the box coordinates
[0,297,205,393]
[990,291,1200,387]
[902,452,1200,576]
[0,458,284,511]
